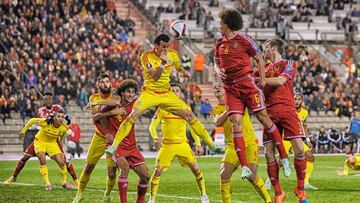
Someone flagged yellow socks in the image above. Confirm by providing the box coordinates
[220,179,232,203]
[305,161,314,184]
[113,117,135,147]
[39,165,50,185]
[189,118,214,146]
[77,170,90,198]
[104,176,116,196]
[195,171,206,195]
[150,175,161,200]
[251,176,272,203]
[59,165,68,185]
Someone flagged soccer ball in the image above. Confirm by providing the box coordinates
[169,20,186,38]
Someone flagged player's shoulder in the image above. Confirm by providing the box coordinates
[89,93,100,101]
[52,104,63,110]
[215,37,226,45]
[282,59,296,67]
[168,48,179,55]
[301,107,309,115]
[141,50,153,60]
[236,33,256,42]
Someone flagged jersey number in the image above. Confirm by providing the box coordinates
[254,94,260,104]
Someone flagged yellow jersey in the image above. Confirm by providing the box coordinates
[21,118,68,143]
[297,107,309,126]
[140,49,181,92]
[149,108,201,146]
[89,92,113,136]
[211,104,258,147]
[343,156,360,175]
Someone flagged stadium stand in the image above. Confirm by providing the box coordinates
[0,0,359,154]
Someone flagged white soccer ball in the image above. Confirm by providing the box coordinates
[169,20,186,38]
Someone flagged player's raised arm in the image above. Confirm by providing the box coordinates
[93,107,126,121]
[19,118,45,139]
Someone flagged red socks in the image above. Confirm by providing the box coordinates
[267,160,282,196]
[233,132,248,167]
[13,160,25,177]
[137,182,148,203]
[294,156,306,191]
[266,124,288,159]
[118,177,128,203]
[66,162,78,180]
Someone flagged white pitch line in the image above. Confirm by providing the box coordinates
[0,182,248,203]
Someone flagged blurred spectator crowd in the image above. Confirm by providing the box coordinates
[0,0,203,125]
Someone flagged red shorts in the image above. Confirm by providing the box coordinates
[24,142,36,156]
[263,110,305,144]
[224,74,266,115]
[113,146,145,169]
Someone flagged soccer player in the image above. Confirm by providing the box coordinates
[337,152,360,176]
[211,82,271,203]
[214,8,290,179]
[18,109,71,190]
[4,92,78,188]
[73,74,118,203]
[265,93,318,190]
[92,79,150,203]
[148,82,209,203]
[106,34,221,157]
[258,38,308,203]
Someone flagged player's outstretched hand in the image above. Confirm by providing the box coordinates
[195,146,204,156]
[18,132,25,140]
[105,145,116,156]
[154,138,162,150]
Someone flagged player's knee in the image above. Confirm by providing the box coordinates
[84,164,95,174]
[305,151,315,162]
[265,152,276,163]
[220,170,231,180]
[141,174,150,184]
[154,167,163,176]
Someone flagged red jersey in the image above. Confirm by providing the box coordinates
[69,123,81,142]
[215,33,261,82]
[37,104,62,118]
[95,100,136,148]
[263,60,296,112]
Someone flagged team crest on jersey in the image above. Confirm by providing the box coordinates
[224,46,229,54]
[147,63,152,69]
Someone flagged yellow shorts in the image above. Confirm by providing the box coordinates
[134,90,189,112]
[86,133,116,167]
[34,139,62,157]
[222,143,259,167]
[155,142,197,170]
[283,140,310,154]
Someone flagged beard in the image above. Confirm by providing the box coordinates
[100,86,111,94]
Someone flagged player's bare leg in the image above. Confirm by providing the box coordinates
[220,162,236,203]
[290,138,308,203]
[304,150,318,190]
[149,166,164,202]
[133,164,150,203]
[169,109,221,153]
[4,154,32,186]
[53,153,74,190]
[188,162,208,203]
[227,113,252,179]
[264,142,286,202]
[36,152,52,190]
[116,157,130,203]
[255,109,291,177]
[103,165,117,203]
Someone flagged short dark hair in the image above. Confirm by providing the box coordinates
[55,108,65,114]
[116,79,139,95]
[154,34,170,45]
[294,92,303,99]
[170,82,182,90]
[43,92,53,97]
[98,73,111,82]
[266,38,285,55]
[219,9,243,31]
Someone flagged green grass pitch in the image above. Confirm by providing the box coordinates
[0,155,359,203]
